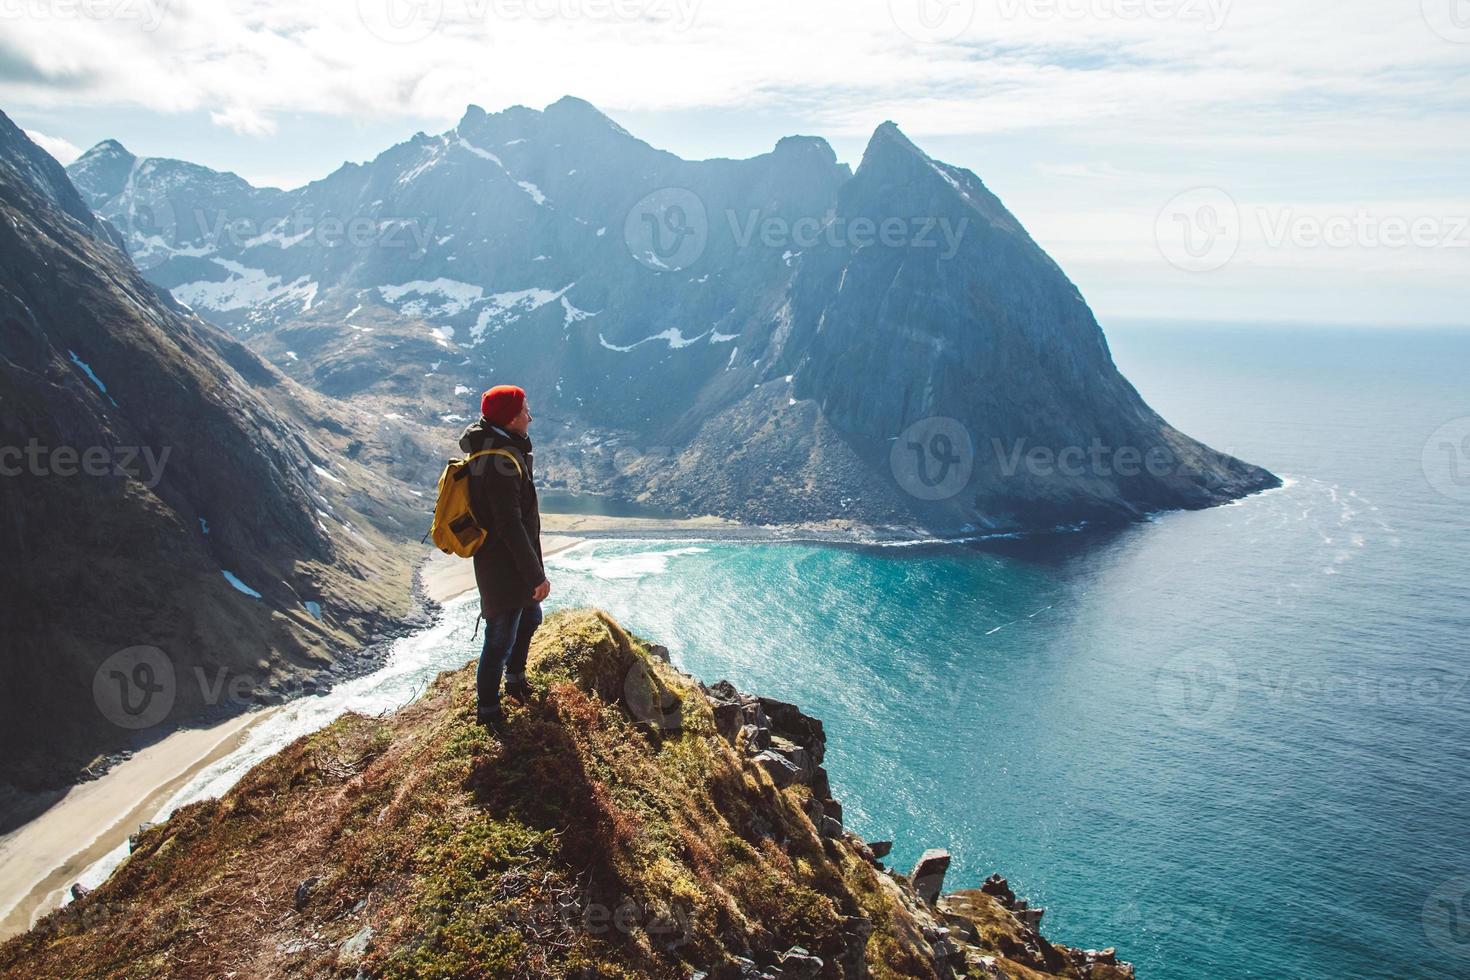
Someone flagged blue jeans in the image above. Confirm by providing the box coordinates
[477,603,542,714]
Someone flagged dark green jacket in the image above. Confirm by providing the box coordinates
[459,418,543,617]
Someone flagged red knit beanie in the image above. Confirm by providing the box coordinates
[480,385,526,427]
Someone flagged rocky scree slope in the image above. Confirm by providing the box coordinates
[0,609,1135,979]
[68,97,1277,536]
[0,112,431,790]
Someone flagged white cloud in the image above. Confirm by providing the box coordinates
[209,104,278,137]
[0,0,1462,148]
[0,0,1464,323]
[23,128,82,164]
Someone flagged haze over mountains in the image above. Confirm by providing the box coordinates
[67,96,1278,534]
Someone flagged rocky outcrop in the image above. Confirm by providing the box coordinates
[0,609,1136,978]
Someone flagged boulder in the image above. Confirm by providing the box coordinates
[868,840,893,859]
[751,750,802,788]
[339,925,373,964]
[910,849,951,904]
[981,873,1016,906]
[293,876,320,911]
[779,946,824,977]
[740,723,771,752]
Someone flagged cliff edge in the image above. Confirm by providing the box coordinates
[0,610,1134,979]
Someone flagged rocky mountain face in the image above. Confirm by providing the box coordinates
[68,97,1277,536]
[0,112,430,789]
[0,609,1137,979]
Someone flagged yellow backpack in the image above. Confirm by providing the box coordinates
[427,448,523,557]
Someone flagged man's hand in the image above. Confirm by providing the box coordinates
[532,578,551,602]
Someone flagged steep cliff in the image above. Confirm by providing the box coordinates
[0,610,1135,979]
[0,112,432,789]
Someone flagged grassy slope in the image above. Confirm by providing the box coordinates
[0,610,1134,979]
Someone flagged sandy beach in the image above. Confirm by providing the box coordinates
[0,708,277,940]
[420,532,588,603]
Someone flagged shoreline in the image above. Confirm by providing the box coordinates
[0,708,278,940]
[0,497,1272,943]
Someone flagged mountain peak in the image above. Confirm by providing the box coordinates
[864,120,925,159]
[457,104,486,130]
[773,134,838,166]
[80,138,134,162]
[545,94,599,114]
[852,120,938,186]
[544,95,632,138]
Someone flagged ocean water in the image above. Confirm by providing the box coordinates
[76,323,1469,979]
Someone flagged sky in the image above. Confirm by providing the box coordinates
[3,0,1468,326]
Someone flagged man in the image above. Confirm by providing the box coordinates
[460,384,551,729]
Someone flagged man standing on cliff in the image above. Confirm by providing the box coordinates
[460,384,550,730]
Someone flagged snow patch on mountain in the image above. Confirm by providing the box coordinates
[598,327,710,352]
[561,295,597,327]
[174,260,317,313]
[378,278,483,317]
[455,137,503,167]
[469,283,574,342]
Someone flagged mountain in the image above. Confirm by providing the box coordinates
[0,609,1137,979]
[68,97,1278,536]
[0,112,433,789]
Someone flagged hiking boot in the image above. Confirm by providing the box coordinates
[504,680,532,703]
[477,708,505,733]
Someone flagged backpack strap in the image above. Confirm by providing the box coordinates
[465,447,523,477]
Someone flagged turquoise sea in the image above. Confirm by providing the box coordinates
[535,322,1470,979]
[80,322,1469,978]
